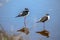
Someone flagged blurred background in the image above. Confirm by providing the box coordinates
[0,0,60,40]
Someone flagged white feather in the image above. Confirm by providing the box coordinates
[47,16,50,20]
[27,12,30,16]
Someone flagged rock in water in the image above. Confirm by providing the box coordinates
[36,30,49,38]
[17,27,29,35]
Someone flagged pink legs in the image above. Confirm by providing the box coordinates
[43,22,45,30]
[24,16,26,27]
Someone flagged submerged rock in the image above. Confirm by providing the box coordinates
[36,30,49,38]
[17,27,29,35]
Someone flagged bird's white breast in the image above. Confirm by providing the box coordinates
[47,16,50,20]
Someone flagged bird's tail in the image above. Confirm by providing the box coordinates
[36,21,40,23]
[15,15,21,18]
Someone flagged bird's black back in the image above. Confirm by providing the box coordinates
[40,16,48,22]
[21,11,28,16]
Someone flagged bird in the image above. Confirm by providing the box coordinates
[16,8,29,17]
[36,30,49,38]
[36,14,50,23]
[16,8,30,27]
[16,8,30,35]
[36,14,50,38]
[36,14,50,30]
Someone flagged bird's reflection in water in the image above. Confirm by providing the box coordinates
[17,27,29,35]
[36,30,49,38]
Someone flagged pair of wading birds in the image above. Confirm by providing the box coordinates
[16,8,50,38]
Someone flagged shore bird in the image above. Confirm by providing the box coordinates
[16,8,29,17]
[36,14,50,30]
[36,14,50,38]
[16,8,30,35]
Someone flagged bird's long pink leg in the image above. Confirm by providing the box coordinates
[24,16,28,34]
[24,16,26,27]
[43,22,45,30]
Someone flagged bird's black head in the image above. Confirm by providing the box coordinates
[24,8,29,12]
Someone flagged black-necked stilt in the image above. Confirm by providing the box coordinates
[16,8,30,35]
[16,8,29,27]
[36,14,50,37]
[36,14,50,30]
[16,8,29,17]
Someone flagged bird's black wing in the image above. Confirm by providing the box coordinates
[21,11,28,16]
[40,16,48,22]
[16,14,21,17]
[16,12,23,17]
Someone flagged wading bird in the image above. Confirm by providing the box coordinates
[36,14,50,38]
[36,14,50,30]
[16,8,30,35]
